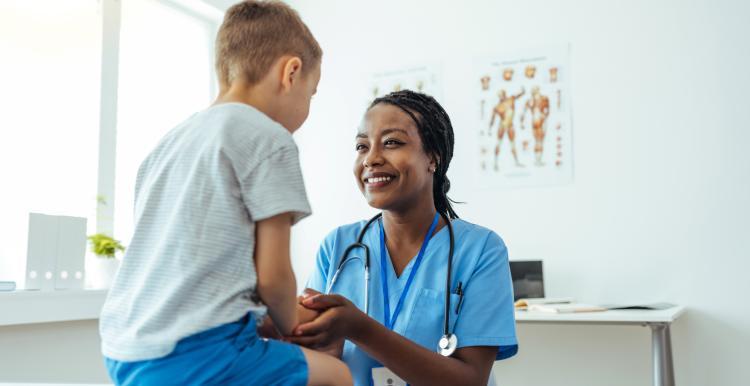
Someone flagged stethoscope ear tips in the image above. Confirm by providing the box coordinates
[438,333,458,357]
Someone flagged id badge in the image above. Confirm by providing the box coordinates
[371,366,407,386]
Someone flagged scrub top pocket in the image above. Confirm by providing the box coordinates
[403,288,460,351]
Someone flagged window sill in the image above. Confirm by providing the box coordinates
[0,289,107,327]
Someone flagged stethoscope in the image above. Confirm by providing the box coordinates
[325,212,459,357]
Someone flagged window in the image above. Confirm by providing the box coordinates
[0,1,102,284]
[0,0,218,285]
[113,0,216,247]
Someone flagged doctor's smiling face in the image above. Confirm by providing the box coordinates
[354,103,437,212]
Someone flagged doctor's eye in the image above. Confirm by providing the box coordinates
[355,143,368,152]
[384,139,404,148]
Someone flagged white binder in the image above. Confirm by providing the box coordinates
[25,213,86,291]
[55,215,87,289]
[25,213,58,291]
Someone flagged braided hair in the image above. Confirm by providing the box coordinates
[369,90,459,219]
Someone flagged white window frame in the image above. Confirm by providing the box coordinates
[95,0,220,235]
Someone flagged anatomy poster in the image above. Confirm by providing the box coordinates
[368,65,442,106]
[475,48,573,188]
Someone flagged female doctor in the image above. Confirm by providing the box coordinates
[289,90,518,386]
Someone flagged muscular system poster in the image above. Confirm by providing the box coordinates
[475,47,573,188]
[368,65,442,105]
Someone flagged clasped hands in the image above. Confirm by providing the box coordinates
[258,288,364,357]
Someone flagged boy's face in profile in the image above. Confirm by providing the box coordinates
[284,62,321,132]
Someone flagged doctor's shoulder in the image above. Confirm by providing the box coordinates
[452,219,509,262]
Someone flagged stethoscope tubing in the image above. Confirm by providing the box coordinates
[327,212,455,339]
[326,214,382,314]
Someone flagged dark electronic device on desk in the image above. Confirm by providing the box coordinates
[509,260,544,301]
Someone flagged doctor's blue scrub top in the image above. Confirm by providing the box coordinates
[307,218,518,386]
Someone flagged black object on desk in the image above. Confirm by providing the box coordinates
[509,260,544,301]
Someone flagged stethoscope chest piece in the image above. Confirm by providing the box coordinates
[438,333,458,357]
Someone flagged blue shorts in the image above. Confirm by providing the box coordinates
[105,313,308,386]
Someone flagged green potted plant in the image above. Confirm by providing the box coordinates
[87,233,125,258]
[87,233,125,288]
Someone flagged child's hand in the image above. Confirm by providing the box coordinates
[296,288,323,325]
[258,300,320,340]
[296,303,320,325]
[299,288,322,302]
[257,315,282,340]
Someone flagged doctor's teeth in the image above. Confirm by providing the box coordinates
[368,177,392,183]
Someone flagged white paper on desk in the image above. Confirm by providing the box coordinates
[528,303,606,313]
[601,302,676,310]
[372,367,500,386]
[372,367,406,386]
[514,297,574,310]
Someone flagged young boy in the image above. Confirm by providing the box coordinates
[99,1,351,385]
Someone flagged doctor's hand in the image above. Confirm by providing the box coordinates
[287,293,366,351]
[256,291,322,340]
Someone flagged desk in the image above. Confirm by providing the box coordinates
[0,289,107,327]
[515,306,686,386]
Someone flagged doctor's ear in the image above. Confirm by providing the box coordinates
[429,156,440,173]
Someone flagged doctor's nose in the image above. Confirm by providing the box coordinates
[362,148,384,168]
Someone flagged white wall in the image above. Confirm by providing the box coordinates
[285,1,750,385]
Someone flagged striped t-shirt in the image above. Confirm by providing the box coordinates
[100,103,311,361]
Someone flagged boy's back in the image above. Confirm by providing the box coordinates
[100,102,311,361]
[101,2,352,385]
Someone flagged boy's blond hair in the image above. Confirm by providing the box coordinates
[215,0,322,87]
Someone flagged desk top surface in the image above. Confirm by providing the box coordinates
[0,289,107,327]
[515,305,686,324]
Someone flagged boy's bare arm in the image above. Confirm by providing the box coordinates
[257,303,320,340]
[254,213,299,335]
[256,294,343,357]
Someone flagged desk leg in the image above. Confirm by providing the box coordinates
[649,323,675,386]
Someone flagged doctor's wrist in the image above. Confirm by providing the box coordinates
[347,309,377,343]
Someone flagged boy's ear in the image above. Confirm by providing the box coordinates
[280,56,303,92]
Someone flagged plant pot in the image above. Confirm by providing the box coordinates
[86,255,120,289]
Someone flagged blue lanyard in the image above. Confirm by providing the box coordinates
[379,213,440,330]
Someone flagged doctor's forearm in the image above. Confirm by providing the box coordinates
[349,317,488,386]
